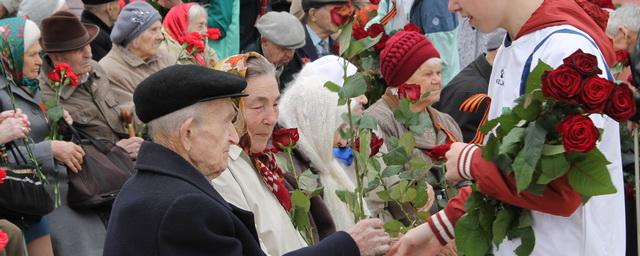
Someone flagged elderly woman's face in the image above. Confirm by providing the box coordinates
[188,13,207,37]
[243,75,280,154]
[23,42,42,80]
[129,21,164,60]
[406,59,442,106]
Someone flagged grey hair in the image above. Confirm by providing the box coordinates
[188,3,207,26]
[146,101,208,142]
[606,4,640,36]
[426,58,443,66]
[246,55,277,79]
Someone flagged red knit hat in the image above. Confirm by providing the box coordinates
[380,31,440,87]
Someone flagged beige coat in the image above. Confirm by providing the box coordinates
[211,145,308,256]
[99,44,173,130]
[40,59,126,142]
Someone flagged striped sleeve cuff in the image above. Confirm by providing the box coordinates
[426,210,455,246]
[456,144,480,181]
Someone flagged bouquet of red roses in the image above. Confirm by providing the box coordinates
[456,49,636,256]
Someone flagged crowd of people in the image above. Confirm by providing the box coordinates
[0,0,637,255]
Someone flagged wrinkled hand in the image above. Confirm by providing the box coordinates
[0,109,30,126]
[0,117,30,144]
[52,141,85,173]
[116,137,143,160]
[347,218,391,256]
[444,142,470,184]
[387,223,443,256]
[63,109,73,125]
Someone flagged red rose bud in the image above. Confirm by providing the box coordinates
[615,50,630,67]
[370,0,380,4]
[424,142,452,162]
[605,83,636,122]
[207,28,221,41]
[367,23,385,38]
[47,71,60,82]
[330,4,354,26]
[398,83,421,101]
[562,49,602,77]
[579,76,614,113]
[355,132,384,157]
[353,27,368,40]
[403,23,423,34]
[272,128,299,151]
[557,114,599,153]
[542,64,582,104]
[0,167,5,184]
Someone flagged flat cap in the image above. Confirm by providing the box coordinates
[302,0,348,12]
[134,65,247,123]
[256,12,305,49]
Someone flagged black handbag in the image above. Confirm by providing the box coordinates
[67,125,135,209]
[0,142,54,223]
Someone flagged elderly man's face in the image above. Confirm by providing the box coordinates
[129,21,164,60]
[51,44,92,75]
[243,75,280,154]
[261,39,296,67]
[611,27,639,54]
[187,99,240,179]
[308,4,342,34]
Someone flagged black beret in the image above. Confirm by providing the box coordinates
[82,0,117,4]
[134,65,247,123]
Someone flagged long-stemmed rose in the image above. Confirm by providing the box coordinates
[605,83,636,122]
[579,76,614,113]
[424,142,452,163]
[46,62,79,140]
[541,64,583,104]
[398,83,421,102]
[354,132,384,157]
[557,114,599,153]
[562,49,602,77]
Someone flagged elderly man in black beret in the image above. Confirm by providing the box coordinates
[104,64,388,255]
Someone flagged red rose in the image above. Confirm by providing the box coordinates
[207,28,221,41]
[403,23,423,34]
[0,167,5,184]
[424,142,452,162]
[557,114,599,153]
[330,4,354,26]
[353,27,368,40]
[605,83,636,122]
[587,0,615,9]
[355,132,384,157]
[374,34,389,52]
[0,229,7,251]
[579,76,614,113]
[370,0,380,4]
[398,83,421,101]
[562,49,602,77]
[615,50,630,66]
[47,71,60,82]
[367,23,385,38]
[272,128,299,151]
[542,64,583,104]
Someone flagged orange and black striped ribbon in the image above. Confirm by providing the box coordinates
[380,3,397,26]
[459,93,491,144]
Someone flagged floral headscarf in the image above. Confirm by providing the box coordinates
[213,52,265,78]
[0,17,38,93]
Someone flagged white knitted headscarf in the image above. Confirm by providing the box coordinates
[279,56,369,230]
[23,19,40,51]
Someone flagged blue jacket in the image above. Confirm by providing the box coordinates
[104,142,360,256]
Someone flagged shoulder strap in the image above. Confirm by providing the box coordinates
[519,28,614,95]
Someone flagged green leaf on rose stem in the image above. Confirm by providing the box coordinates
[341,112,362,126]
[455,211,493,256]
[480,118,500,135]
[464,191,484,212]
[525,59,553,94]
[335,190,363,218]
[499,127,525,156]
[409,112,433,134]
[338,22,353,56]
[542,144,565,156]
[340,73,368,98]
[401,187,417,203]
[324,81,341,93]
[382,165,403,177]
[274,154,289,172]
[514,99,542,122]
[366,177,381,193]
[377,190,392,201]
[291,190,311,212]
[383,146,408,166]
[309,187,324,198]
[524,183,546,196]
[368,157,382,173]
[493,207,517,247]
[292,206,311,229]
[338,97,348,106]
[47,105,64,123]
[514,227,536,256]
[483,134,499,161]
[389,180,409,201]
[398,170,415,180]
[383,220,404,237]
[408,156,429,172]
[356,129,371,159]
[478,200,495,233]
[537,154,570,185]
[496,113,521,137]
[511,122,547,193]
[416,210,431,221]
[398,132,416,155]
[517,210,533,229]
[345,34,382,59]
[496,154,515,175]
[567,150,617,196]
[412,181,428,209]
[298,169,320,193]
[358,114,379,130]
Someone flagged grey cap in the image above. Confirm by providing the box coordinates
[256,12,305,49]
[302,0,348,12]
[110,1,161,46]
[485,28,507,51]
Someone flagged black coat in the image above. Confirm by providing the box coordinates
[239,0,271,52]
[296,25,335,63]
[82,11,112,61]
[104,142,360,256]
[433,54,492,143]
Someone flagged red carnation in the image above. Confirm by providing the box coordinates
[398,83,421,101]
[562,49,602,77]
[0,167,5,184]
[330,4,354,26]
[557,114,599,153]
[47,71,60,82]
[207,28,221,41]
[180,32,205,54]
[424,142,452,162]
[272,128,300,152]
[355,132,384,157]
[579,76,614,113]
[403,24,423,34]
[615,50,630,67]
[605,83,636,122]
[542,64,583,104]
[0,229,7,251]
[49,62,79,87]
